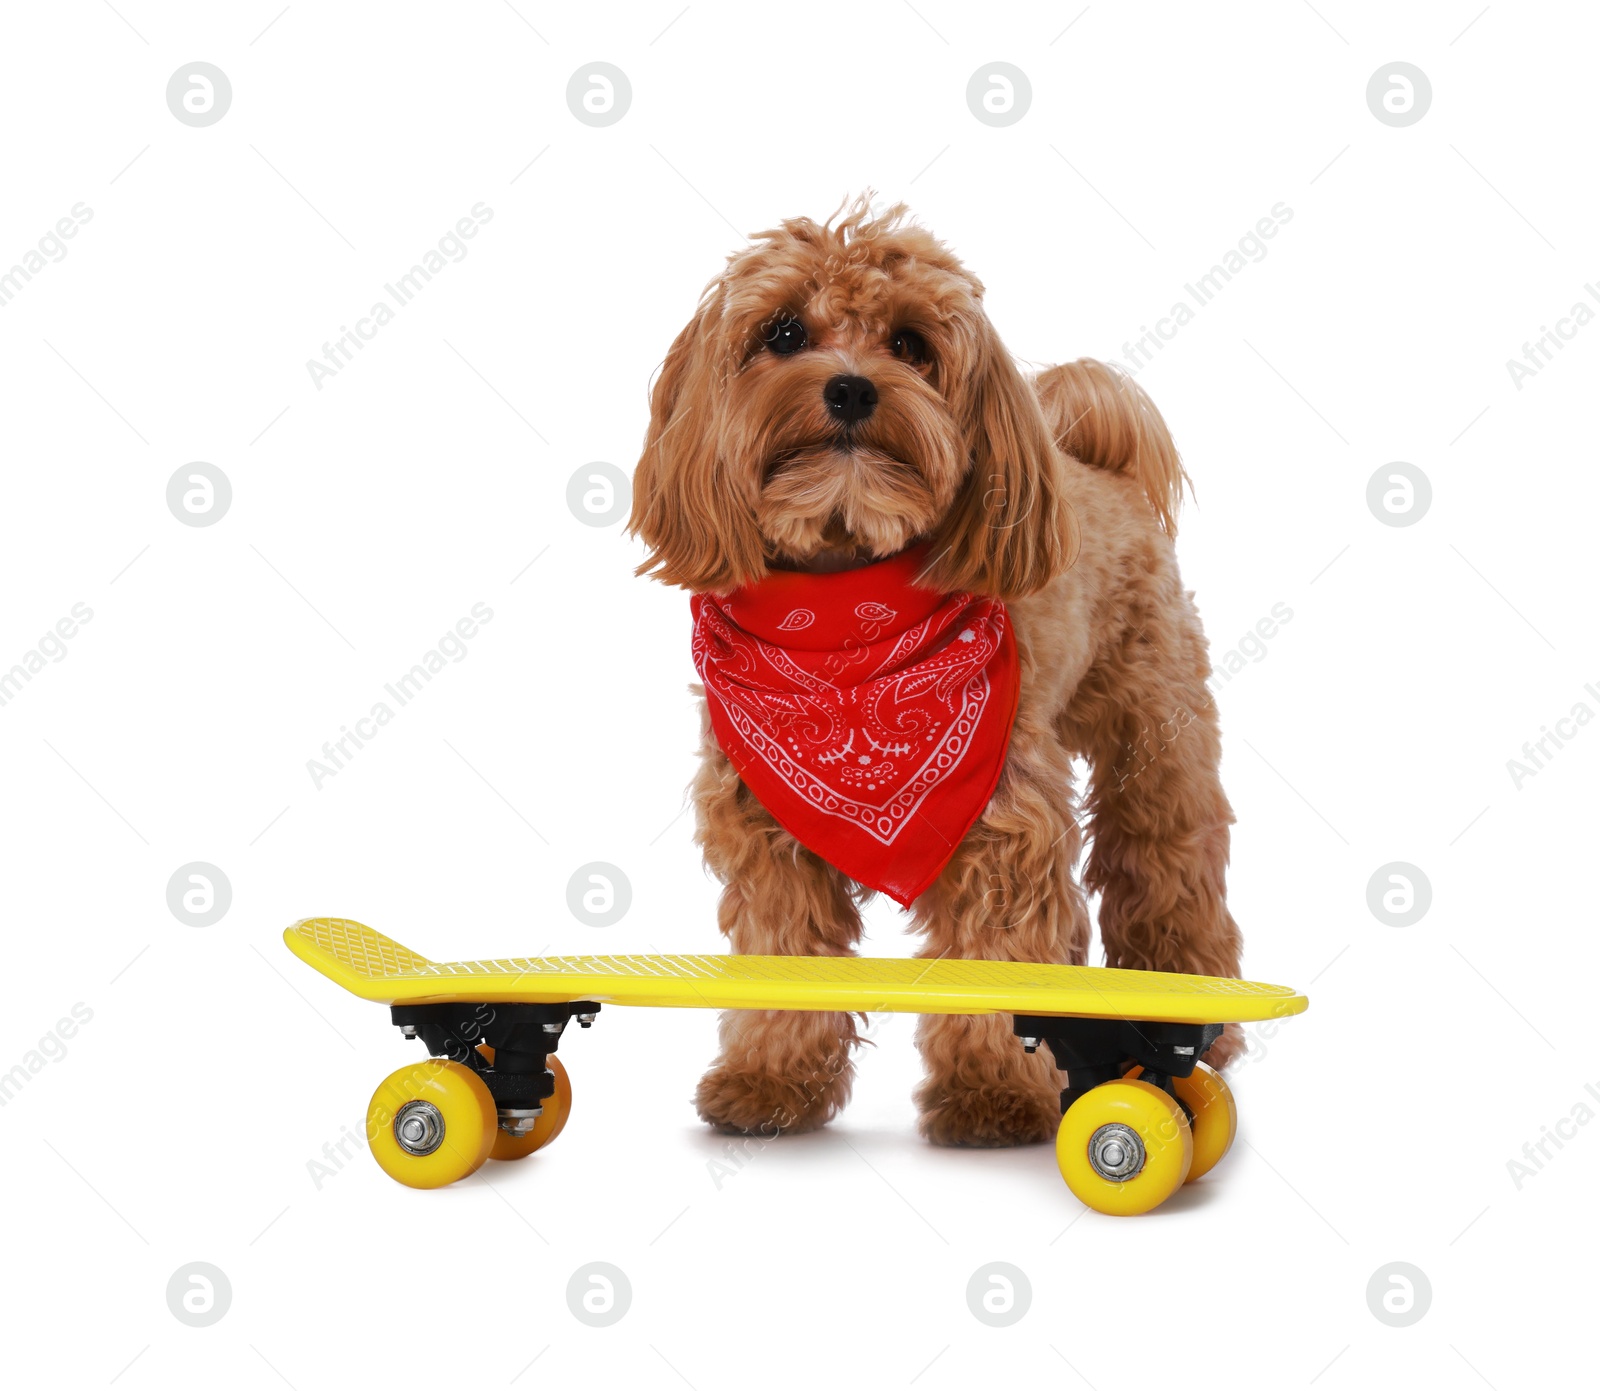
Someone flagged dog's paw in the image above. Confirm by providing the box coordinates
[1201,1021,1245,1070]
[916,1080,1060,1148]
[695,1063,849,1137]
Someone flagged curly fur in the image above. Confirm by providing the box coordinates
[631,197,1244,1144]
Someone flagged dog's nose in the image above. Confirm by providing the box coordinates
[823,374,877,424]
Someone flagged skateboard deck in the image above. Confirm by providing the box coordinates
[284,917,1308,1025]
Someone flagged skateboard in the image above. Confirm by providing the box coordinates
[284,917,1308,1214]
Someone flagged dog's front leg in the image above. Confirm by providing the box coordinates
[691,736,865,1135]
[910,734,1089,1146]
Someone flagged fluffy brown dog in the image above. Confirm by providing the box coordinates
[629,198,1243,1146]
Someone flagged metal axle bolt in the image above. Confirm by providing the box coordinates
[498,1106,544,1137]
[1087,1122,1145,1181]
[393,1100,445,1157]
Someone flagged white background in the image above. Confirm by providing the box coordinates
[2,1,1595,1386]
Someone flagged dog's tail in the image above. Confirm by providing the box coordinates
[1032,358,1190,536]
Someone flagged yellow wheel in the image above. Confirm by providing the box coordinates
[477,1047,573,1161]
[1126,1062,1237,1182]
[1055,1078,1193,1216]
[1173,1063,1235,1182]
[367,1059,496,1189]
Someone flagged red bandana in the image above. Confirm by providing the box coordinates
[690,547,1020,908]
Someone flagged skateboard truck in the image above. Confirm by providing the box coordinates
[390,1000,603,1133]
[1012,1014,1224,1111]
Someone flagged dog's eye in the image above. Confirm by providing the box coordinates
[890,328,929,365]
[763,316,808,356]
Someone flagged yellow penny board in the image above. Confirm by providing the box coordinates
[284,918,1308,1026]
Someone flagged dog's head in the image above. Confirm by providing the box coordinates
[628,198,1076,596]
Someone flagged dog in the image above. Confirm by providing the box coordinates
[628,197,1244,1147]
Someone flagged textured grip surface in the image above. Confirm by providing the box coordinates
[284,918,1309,1024]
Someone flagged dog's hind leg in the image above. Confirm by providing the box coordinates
[1061,588,1246,1068]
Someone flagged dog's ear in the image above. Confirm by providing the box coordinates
[923,313,1077,599]
[628,289,766,593]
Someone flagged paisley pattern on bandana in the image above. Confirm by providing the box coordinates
[690,546,1020,907]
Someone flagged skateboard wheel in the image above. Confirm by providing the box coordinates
[477,1047,573,1160]
[1056,1078,1193,1216]
[1175,1063,1236,1181]
[367,1059,496,1189]
[1127,1062,1236,1182]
